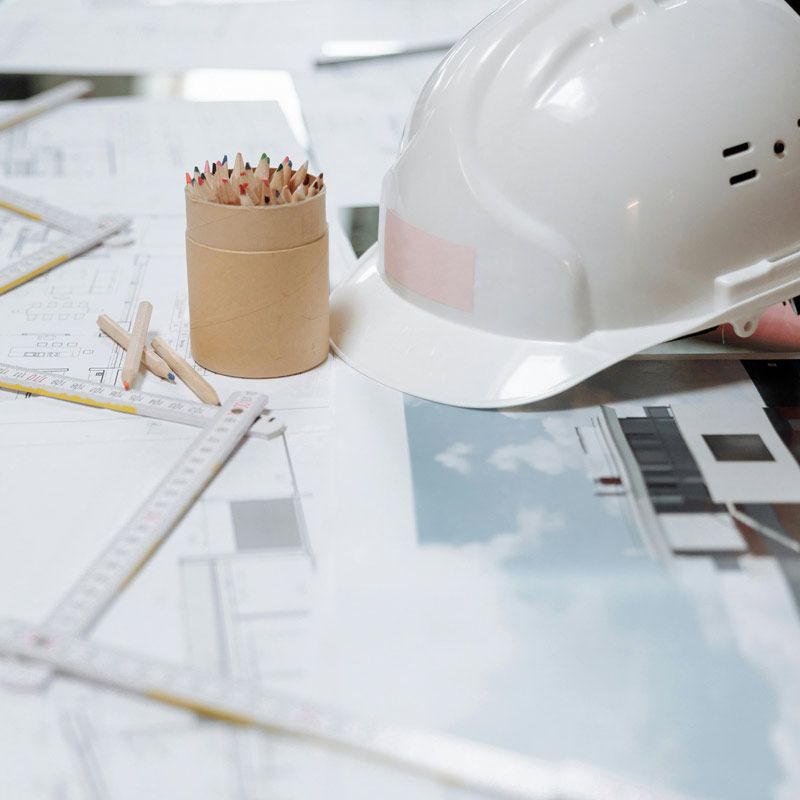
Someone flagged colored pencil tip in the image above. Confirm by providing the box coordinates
[167,372,176,382]
[276,163,283,171]
[245,162,251,170]
[260,153,267,160]
[222,154,228,163]
[123,380,130,390]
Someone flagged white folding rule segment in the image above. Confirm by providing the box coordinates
[0,79,93,131]
[2,391,268,690]
[44,391,268,636]
[0,184,130,295]
[0,362,285,440]
[0,620,685,800]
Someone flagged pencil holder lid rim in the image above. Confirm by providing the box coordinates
[186,227,328,257]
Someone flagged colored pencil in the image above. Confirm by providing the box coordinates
[184,154,323,206]
[290,161,308,192]
[121,301,152,390]
[97,314,175,382]
[150,336,221,406]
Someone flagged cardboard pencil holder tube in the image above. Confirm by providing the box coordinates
[185,188,329,378]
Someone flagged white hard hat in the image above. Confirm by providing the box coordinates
[331,0,800,408]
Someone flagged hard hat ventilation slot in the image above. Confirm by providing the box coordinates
[729,169,758,186]
[723,142,750,158]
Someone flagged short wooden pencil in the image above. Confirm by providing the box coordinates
[150,335,221,406]
[97,314,175,382]
[122,301,152,390]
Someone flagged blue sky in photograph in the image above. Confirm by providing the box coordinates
[404,397,640,572]
[402,395,782,800]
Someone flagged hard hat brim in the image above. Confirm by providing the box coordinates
[329,246,783,409]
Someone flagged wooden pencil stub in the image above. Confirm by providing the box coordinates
[121,301,153,390]
[151,335,221,406]
[97,313,173,381]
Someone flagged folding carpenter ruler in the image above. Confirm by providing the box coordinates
[0,185,130,295]
[0,619,685,800]
[0,79,93,132]
[0,362,285,440]
[4,390,269,689]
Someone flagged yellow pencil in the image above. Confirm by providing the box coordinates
[97,314,175,382]
[150,336,221,406]
[121,301,152,390]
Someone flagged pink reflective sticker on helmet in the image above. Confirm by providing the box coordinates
[383,210,475,312]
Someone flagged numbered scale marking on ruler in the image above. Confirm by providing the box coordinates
[42,391,268,638]
[0,620,675,800]
[0,79,93,132]
[0,185,131,295]
[0,363,285,440]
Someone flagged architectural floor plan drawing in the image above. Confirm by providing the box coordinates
[0,97,301,181]
[0,0,499,75]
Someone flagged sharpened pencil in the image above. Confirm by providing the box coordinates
[255,153,270,180]
[121,301,152,390]
[290,161,308,192]
[97,314,175,381]
[184,153,323,206]
[150,336,221,406]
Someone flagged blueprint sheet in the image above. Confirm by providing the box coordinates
[294,52,444,207]
[0,0,500,74]
[1,96,800,800]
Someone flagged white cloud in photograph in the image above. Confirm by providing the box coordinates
[434,442,475,475]
[473,506,565,561]
[488,417,582,476]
